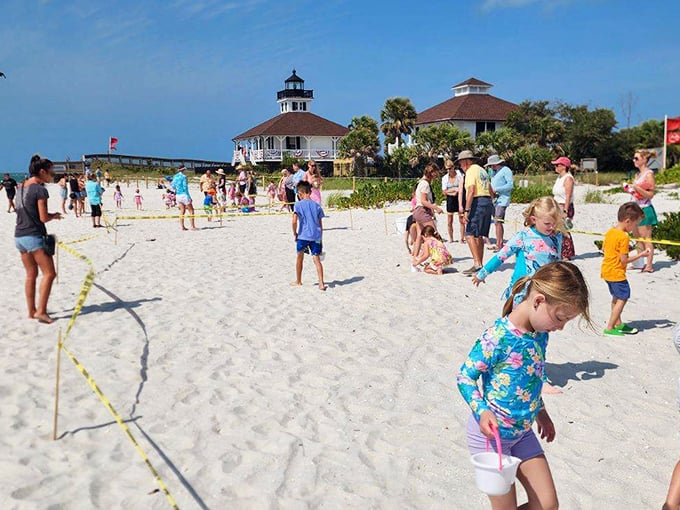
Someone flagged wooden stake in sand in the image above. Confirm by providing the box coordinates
[52,328,63,441]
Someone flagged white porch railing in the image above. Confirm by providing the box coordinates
[233,149,339,164]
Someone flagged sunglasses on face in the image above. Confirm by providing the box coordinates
[633,156,640,161]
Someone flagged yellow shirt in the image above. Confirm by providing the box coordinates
[464,164,491,198]
[601,227,629,282]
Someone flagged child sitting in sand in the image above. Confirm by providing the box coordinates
[458,261,592,509]
[411,225,452,274]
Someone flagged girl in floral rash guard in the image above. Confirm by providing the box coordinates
[457,261,592,509]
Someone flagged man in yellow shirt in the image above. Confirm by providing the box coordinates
[601,202,647,336]
[458,150,493,275]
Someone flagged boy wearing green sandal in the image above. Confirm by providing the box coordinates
[601,202,649,337]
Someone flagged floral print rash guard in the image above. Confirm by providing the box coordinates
[475,227,563,300]
[457,316,547,440]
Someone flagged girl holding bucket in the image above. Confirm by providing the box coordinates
[457,261,592,508]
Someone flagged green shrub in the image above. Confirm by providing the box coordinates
[326,192,349,208]
[604,186,625,194]
[653,211,680,260]
[341,179,418,208]
[584,190,608,204]
[510,184,553,204]
[656,164,680,185]
[667,191,679,200]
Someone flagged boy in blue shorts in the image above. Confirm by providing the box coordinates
[601,202,648,336]
[292,181,326,291]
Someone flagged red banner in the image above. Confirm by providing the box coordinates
[667,117,680,145]
[109,137,119,151]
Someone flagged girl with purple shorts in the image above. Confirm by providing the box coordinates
[457,261,592,509]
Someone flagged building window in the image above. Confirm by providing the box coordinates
[475,121,496,137]
[286,136,301,150]
[292,102,298,111]
[266,138,274,149]
[301,102,307,111]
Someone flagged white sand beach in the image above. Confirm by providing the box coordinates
[1,181,678,509]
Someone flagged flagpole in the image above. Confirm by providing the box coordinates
[662,115,668,171]
[108,136,111,159]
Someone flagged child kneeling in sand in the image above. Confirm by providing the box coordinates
[292,181,326,291]
[411,225,452,274]
[601,202,649,336]
[457,261,592,509]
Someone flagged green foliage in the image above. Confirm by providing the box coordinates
[380,97,417,146]
[555,103,617,164]
[584,190,607,203]
[604,186,625,194]
[412,123,473,163]
[510,184,553,204]
[668,191,679,200]
[653,211,680,260]
[657,164,680,185]
[281,154,307,169]
[339,179,418,208]
[505,101,565,146]
[326,192,348,208]
[511,145,554,174]
[338,115,381,176]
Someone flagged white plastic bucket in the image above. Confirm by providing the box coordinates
[631,252,646,269]
[470,451,521,496]
[395,216,408,234]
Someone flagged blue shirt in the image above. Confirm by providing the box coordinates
[294,199,324,241]
[476,227,562,300]
[457,316,547,439]
[85,180,104,206]
[171,172,189,196]
[490,165,514,207]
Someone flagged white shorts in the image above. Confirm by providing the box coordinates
[176,193,192,206]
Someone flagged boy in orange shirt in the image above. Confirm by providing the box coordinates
[601,202,649,336]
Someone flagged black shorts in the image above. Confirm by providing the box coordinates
[91,204,102,217]
[465,197,493,238]
[446,195,458,214]
[406,214,415,232]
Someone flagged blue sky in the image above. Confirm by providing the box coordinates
[1,0,679,171]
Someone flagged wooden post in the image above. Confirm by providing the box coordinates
[384,177,387,183]
[52,328,63,441]
[595,171,599,186]
[352,177,356,192]
[145,176,148,189]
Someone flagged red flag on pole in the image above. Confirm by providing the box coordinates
[109,137,119,151]
[667,117,680,145]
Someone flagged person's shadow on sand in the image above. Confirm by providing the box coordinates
[625,318,675,332]
[546,360,619,388]
[327,276,364,287]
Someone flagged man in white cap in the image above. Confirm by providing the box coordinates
[171,165,197,231]
[458,150,493,274]
[485,155,514,251]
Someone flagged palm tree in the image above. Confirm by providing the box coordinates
[380,97,417,149]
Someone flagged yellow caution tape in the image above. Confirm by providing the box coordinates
[570,229,680,247]
[56,241,178,508]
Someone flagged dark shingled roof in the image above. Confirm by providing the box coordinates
[452,77,493,88]
[416,94,518,124]
[234,112,349,140]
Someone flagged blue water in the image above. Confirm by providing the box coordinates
[7,172,27,182]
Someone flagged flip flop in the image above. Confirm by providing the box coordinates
[641,268,655,273]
